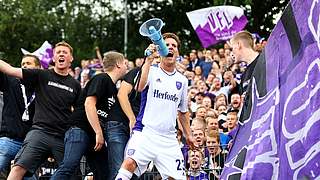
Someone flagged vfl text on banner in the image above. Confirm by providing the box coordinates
[186,6,247,48]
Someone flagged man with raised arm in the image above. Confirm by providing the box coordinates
[0,41,81,180]
[116,33,195,180]
[0,54,41,179]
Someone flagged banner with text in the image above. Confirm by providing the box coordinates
[221,0,320,179]
[186,6,248,48]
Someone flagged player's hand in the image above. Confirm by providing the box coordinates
[145,44,158,63]
[129,116,136,133]
[94,132,104,151]
[186,135,198,150]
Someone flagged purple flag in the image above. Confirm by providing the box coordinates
[221,0,320,179]
[21,41,53,69]
[186,6,248,48]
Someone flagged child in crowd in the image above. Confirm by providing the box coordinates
[187,149,209,180]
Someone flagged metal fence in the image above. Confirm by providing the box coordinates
[35,146,227,180]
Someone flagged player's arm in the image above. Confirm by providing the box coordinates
[0,60,23,79]
[178,111,196,149]
[118,80,136,132]
[178,77,196,149]
[85,96,104,151]
[136,44,156,92]
[136,58,152,92]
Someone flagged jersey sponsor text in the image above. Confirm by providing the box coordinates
[153,89,178,102]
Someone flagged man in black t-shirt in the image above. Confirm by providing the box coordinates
[0,54,41,179]
[103,67,142,180]
[229,31,267,124]
[118,67,142,132]
[229,31,263,125]
[0,41,81,180]
[51,51,128,180]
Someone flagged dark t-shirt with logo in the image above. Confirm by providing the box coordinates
[22,69,81,138]
[106,68,142,129]
[124,68,142,117]
[70,73,117,135]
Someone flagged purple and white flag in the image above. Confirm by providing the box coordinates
[221,0,320,179]
[21,41,53,69]
[186,6,248,48]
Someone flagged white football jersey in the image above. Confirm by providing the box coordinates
[136,66,188,135]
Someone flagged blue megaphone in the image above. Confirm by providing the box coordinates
[139,18,169,57]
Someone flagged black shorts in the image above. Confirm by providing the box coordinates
[14,129,64,176]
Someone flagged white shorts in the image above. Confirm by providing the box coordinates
[124,130,148,176]
[126,128,186,180]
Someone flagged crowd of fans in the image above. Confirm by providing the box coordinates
[0,32,266,179]
[60,39,267,179]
